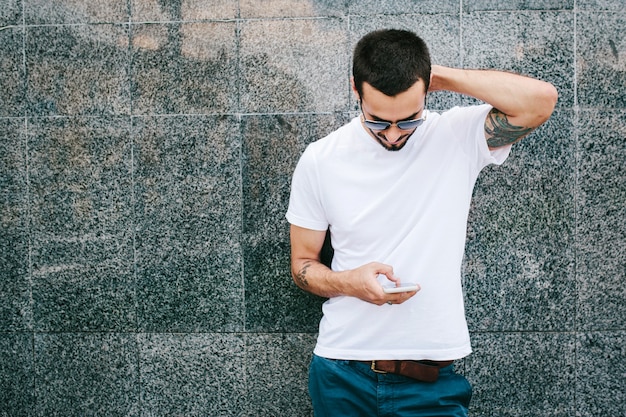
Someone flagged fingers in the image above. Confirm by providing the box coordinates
[367,262,401,287]
[352,262,420,305]
[380,289,418,306]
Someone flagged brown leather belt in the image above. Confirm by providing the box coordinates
[362,360,454,383]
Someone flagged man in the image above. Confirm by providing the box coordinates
[286,29,557,416]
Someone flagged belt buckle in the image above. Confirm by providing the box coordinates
[370,361,387,374]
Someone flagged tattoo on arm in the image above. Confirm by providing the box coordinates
[296,261,312,287]
[485,108,534,148]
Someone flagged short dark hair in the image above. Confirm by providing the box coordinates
[352,29,431,98]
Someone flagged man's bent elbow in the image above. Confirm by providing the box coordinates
[536,83,559,126]
[291,259,313,290]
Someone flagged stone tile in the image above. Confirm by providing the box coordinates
[577,11,626,108]
[25,0,128,24]
[579,0,626,11]
[0,27,25,117]
[240,0,345,18]
[467,332,576,416]
[0,0,22,25]
[244,240,325,333]
[0,119,30,331]
[349,14,462,111]
[576,109,626,330]
[463,11,574,109]
[348,0,459,14]
[28,116,135,332]
[464,0,573,11]
[133,115,243,332]
[576,331,626,417]
[242,114,345,332]
[131,21,238,115]
[34,333,139,416]
[139,333,246,416]
[131,0,238,21]
[0,333,34,416]
[25,24,130,116]
[240,18,349,113]
[242,114,312,242]
[245,333,316,416]
[464,111,576,331]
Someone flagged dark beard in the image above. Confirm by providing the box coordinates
[370,129,415,151]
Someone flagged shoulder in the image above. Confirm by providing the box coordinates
[437,104,493,123]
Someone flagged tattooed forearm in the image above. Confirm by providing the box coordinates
[485,108,534,148]
[296,261,312,287]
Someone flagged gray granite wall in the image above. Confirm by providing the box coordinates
[0,0,624,416]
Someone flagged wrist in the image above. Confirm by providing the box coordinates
[429,65,464,93]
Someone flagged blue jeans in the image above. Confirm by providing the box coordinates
[309,354,472,417]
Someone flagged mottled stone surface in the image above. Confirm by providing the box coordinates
[576,331,626,417]
[133,115,244,332]
[579,0,626,11]
[577,11,626,108]
[241,0,345,18]
[463,10,575,108]
[28,116,135,332]
[25,0,128,24]
[25,24,130,116]
[0,119,30,332]
[139,333,246,416]
[1,1,624,416]
[0,333,34,416]
[131,21,239,115]
[464,0,574,11]
[465,111,576,332]
[240,18,349,113]
[0,0,21,25]
[0,27,25,117]
[131,0,239,21]
[34,333,139,416]
[245,333,316,415]
[242,114,325,332]
[348,0,459,14]
[467,332,577,417]
[576,109,626,330]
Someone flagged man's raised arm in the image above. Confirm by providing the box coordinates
[429,65,558,148]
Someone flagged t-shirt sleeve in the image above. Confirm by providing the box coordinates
[447,104,512,172]
[285,145,329,231]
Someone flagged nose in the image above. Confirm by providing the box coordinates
[383,126,404,143]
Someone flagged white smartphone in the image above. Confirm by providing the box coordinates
[382,283,419,293]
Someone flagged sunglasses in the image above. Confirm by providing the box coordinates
[360,102,427,131]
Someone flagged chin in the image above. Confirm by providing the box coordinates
[377,136,410,151]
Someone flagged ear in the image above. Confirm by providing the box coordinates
[350,77,361,101]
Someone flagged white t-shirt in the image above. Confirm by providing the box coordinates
[286,104,511,361]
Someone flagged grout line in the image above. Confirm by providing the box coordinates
[15,16,340,29]
[459,0,464,68]
[573,5,578,111]
[573,0,578,327]
[127,0,144,411]
[572,0,580,409]
[21,0,38,409]
[235,13,248,335]
[237,0,249,401]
